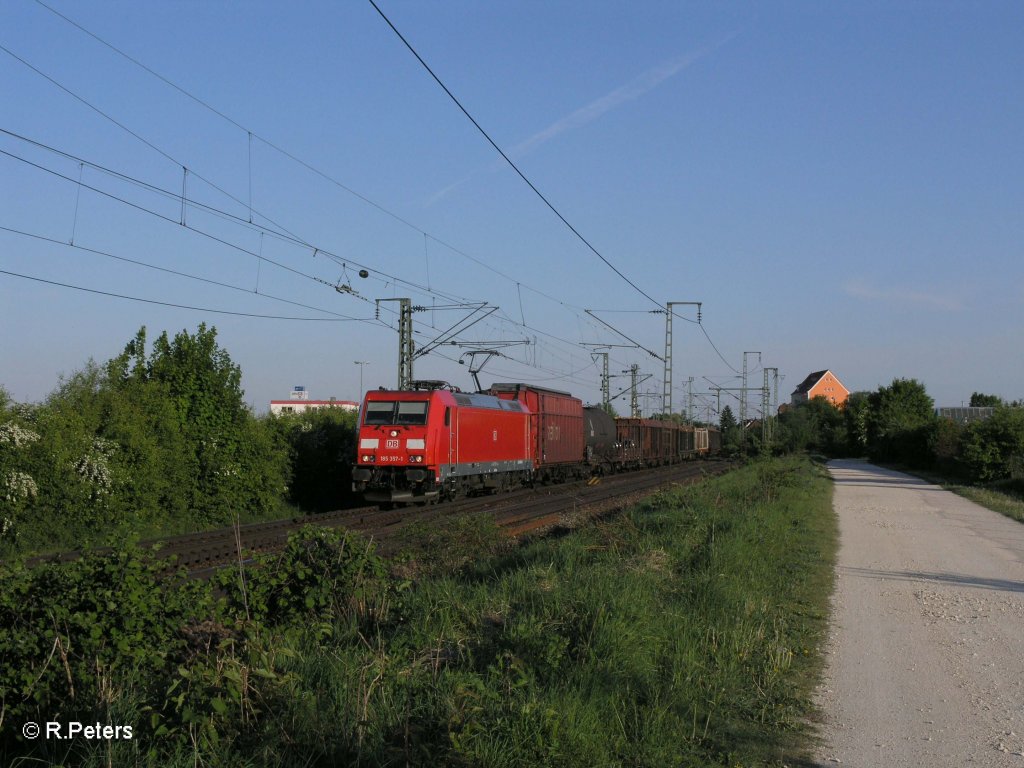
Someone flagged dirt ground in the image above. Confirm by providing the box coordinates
[813,459,1024,767]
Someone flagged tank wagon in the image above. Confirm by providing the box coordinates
[353,381,722,506]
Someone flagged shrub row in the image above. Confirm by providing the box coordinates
[0,326,360,555]
[3,457,836,767]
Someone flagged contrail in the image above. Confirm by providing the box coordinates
[427,33,737,205]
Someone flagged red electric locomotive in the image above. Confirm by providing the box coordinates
[351,382,533,505]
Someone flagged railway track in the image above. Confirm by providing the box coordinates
[27,460,736,578]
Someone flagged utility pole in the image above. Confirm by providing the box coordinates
[686,376,694,423]
[662,301,701,416]
[376,298,414,390]
[591,351,611,412]
[762,369,770,446]
[627,364,640,417]
[741,351,761,440]
[763,367,779,447]
[354,360,368,396]
[581,344,635,413]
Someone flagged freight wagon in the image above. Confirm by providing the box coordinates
[487,383,586,482]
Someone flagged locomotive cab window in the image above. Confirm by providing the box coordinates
[364,401,396,425]
[396,401,428,425]
[364,401,429,425]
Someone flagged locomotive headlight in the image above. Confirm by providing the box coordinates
[390,430,399,438]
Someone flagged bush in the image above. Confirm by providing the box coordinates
[268,408,359,512]
[1,326,291,554]
[959,406,1024,482]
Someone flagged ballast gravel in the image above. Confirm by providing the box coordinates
[813,459,1024,767]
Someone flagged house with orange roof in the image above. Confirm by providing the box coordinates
[790,370,849,408]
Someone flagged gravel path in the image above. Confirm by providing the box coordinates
[814,459,1024,767]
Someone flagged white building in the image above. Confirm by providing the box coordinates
[269,386,358,416]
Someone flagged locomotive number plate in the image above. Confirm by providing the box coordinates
[379,455,404,463]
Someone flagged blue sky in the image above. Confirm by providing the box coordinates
[1,0,1021,416]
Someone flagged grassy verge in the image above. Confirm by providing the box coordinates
[937,479,1024,524]
[891,466,1024,525]
[2,456,836,767]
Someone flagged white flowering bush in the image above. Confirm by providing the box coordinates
[73,438,116,497]
[2,470,38,503]
[1,470,38,542]
[0,423,40,448]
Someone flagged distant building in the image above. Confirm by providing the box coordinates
[790,370,849,408]
[270,386,358,415]
[936,407,995,424]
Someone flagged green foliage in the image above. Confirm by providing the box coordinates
[776,396,848,457]
[0,549,210,732]
[268,408,358,512]
[719,404,737,432]
[929,416,965,477]
[718,405,744,454]
[215,526,393,628]
[770,374,1023,487]
[3,462,836,767]
[865,378,935,465]
[970,391,1003,407]
[1,325,291,554]
[958,406,1024,482]
[842,391,871,455]
[0,526,398,764]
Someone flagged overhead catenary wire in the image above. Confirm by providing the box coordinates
[0,225,359,319]
[0,146,356,296]
[1,128,609,377]
[0,268,367,321]
[25,1,590,316]
[14,6,749,392]
[366,0,663,311]
[0,129,460,308]
[2,132,622,385]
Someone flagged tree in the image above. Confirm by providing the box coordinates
[3,325,291,553]
[958,406,1024,481]
[776,396,847,457]
[969,392,1003,408]
[866,378,935,466]
[843,391,871,455]
[107,324,287,525]
[718,405,743,454]
[719,405,737,432]
[269,408,359,512]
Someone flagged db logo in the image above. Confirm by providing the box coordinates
[385,439,399,449]
[492,430,498,441]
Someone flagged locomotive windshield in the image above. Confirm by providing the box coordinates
[363,400,429,426]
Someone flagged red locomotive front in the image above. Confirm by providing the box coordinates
[352,384,534,505]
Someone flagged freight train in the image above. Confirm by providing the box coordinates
[352,381,721,506]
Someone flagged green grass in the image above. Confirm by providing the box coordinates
[940,479,1024,524]
[4,457,837,767]
[896,467,1024,525]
